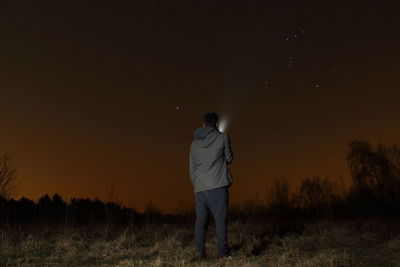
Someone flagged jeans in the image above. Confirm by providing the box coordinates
[195,187,228,256]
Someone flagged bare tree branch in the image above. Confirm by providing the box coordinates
[0,153,18,199]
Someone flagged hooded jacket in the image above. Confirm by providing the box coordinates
[189,126,233,193]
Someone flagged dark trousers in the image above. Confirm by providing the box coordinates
[195,187,228,256]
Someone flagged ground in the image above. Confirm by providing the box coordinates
[1,220,400,266]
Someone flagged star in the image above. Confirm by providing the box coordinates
[176,106,180,110]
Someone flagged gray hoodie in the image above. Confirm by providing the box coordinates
[189,126,233,193]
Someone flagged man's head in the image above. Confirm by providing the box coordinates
[203,112,219,128]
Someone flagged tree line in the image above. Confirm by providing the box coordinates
[1,139,400,225]
[0,193,172,225]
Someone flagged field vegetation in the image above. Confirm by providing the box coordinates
[2,219,400,266]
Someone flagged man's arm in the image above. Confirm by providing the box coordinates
[189,143,197,185]
[223,134,233,164]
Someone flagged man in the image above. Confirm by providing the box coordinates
[189,112,233,258]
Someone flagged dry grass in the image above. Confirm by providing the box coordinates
[1,220,400,266]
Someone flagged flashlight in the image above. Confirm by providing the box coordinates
[218,118,229,133]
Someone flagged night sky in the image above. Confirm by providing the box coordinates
[1,1,399,212]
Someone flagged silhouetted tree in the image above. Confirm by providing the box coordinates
[347,140,400,216]
[50,194,67,223]
[0,153,18,199]
[144,202,162,225]
[267,178,293,218]
[37,194,52,222]
[17,197,36,223]
[296,176,340,219]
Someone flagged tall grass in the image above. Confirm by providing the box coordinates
[2,220,400,266]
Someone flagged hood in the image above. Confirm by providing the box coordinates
[193,126,220,147]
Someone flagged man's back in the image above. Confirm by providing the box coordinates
[189,126,233,193]
[190,113,233,258]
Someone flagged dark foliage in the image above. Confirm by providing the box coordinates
[347,140,400,217]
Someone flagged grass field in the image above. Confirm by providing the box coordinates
[1,220,400,266]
